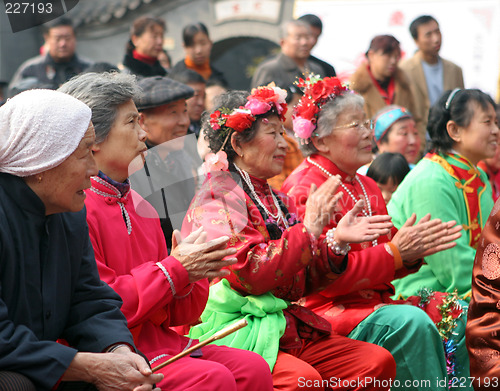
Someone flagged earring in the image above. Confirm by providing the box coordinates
[37,174,43,183]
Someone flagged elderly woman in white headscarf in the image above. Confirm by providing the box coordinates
[0,89,163,391]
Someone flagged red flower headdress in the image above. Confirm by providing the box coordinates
[203,84,288,173]
[292,74,349,141]
[209,83,287,135]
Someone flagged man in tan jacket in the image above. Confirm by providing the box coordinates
[400,15,464,153]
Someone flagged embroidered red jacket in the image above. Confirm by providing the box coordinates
[181,170,343,348]
[282,154,420,335]
[85,176,208,361]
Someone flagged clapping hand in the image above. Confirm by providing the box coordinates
[333,199,393,247]
[303,175,344,238]
[171,227,238,283]
[391,213,462,264]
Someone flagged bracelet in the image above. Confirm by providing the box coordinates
[326,228,351,255]
[107,343,131,353]
[385,242,403,270]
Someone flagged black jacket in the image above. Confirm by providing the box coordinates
[0,174,134,390]
[129,145,196,252]
[309,55,336,77]
[8,53,92,93]
[251,53,325,89]
[122,51,168,78]
[172,59,228,87]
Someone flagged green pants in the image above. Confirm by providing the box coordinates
[348,304,471,390]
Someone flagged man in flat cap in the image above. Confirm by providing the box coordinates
[131,76,198,250]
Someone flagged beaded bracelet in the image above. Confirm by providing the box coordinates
[325,228,351,255]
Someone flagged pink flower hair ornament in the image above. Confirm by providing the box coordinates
[245,83,288,120]
[208,83,288,136]
[202,150,229,175]
[203,84,288,173]
[292,74,350,142]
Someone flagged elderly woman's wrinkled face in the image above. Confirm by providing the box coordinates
[93,100,147,182]
[235,115,287,180]
[319,105,373,176]
[378,118,420,164]
[452,102,499,165]
[37,122,98,215]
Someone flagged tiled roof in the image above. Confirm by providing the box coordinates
[70,0,159,27]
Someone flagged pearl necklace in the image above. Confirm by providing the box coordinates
[234,163,289,229]
[306,157,378,246]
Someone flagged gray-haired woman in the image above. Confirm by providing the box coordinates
[282,75,465,390]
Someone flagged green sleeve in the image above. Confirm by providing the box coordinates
[388,163,486,297]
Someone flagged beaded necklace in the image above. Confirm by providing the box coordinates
[90,176,133,235]
[306,157,378,246]
[234,163,289,230]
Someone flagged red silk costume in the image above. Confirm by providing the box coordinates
[281,154,420,335]
[181,170,396,390]
[85,175,273,391]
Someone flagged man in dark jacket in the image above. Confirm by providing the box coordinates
[297,14,336,77]
[132,76,197,252]
[8,17,92,93]
[251,20,325,89]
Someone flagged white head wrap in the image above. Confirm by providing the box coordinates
[0,89,92,177]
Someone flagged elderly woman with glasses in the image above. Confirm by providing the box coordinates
[282,76,466,390]
[181,84,401,390]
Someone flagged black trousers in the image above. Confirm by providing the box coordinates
[0,372,36,391]
[56,383,98,391]
[0,372,99,391]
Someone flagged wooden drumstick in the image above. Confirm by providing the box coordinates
[151,318,248,372]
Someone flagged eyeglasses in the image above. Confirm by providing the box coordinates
[332,120,374,132]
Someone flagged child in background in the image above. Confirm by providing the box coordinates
[366,152,410,204]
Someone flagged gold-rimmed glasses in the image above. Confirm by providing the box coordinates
[332,119,374,132]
